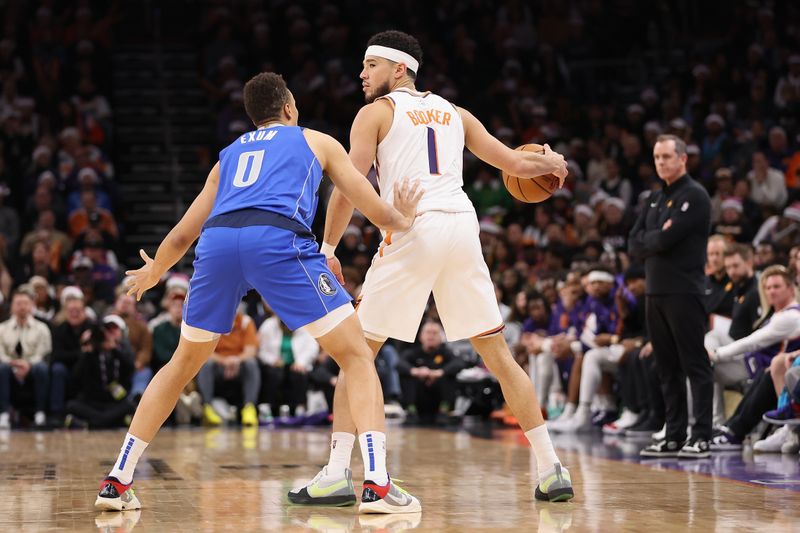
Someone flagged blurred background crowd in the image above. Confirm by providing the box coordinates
[0,0,798,458]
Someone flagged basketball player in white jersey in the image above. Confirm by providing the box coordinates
[289,31,574,506]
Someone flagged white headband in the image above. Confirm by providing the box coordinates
[588,271,615,284]
[365,45,419,74]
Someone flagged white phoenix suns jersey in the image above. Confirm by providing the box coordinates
[375,88,474,214]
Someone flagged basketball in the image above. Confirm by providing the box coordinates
[502,144,560,203]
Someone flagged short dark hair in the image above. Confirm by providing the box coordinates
[656,134,687,156]
[367,30,423,78]
[243,72,290,126]
[724,243,753,262]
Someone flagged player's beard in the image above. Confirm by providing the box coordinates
[365,80,391,103]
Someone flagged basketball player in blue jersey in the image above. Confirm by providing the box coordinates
[290,31,575,506]
[95,72,423,514]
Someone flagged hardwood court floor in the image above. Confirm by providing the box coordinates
[0,425,798,532]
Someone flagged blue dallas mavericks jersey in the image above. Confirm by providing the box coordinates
[182,124,351,335]
[211,125,323,232]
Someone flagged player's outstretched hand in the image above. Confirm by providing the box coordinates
[125,249,160,301]
[543,143,568,186]
[393,177,424,231]
[327,255,345,285]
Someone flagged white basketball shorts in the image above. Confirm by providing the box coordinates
[356,210,503,342]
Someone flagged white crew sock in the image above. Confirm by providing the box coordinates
[108,433,149,485]
[326,432,355,477]
[535,352,555,406]
[574,403,591,421]
[359,431,388,485]
[559,402,576,420]
[525,424,561,481]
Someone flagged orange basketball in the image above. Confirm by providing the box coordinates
[502,144,560,203]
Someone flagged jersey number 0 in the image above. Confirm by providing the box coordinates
[232,150,265,188]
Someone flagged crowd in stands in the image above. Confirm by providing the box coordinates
[1,1,799,459]
[0,2,129,429]
[190,1,800,452]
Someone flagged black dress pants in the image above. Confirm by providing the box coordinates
[647,294,713,441]
[66,398,135,428]
[726,369,777,438]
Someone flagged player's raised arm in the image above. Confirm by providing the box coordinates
[321,101,389,255]
[307,129,422,233]
[458,106,568,185]
[125,162,220,301]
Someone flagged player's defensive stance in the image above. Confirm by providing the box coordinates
[95,72,423,514]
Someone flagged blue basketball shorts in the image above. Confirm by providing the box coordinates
[183,225,352,334]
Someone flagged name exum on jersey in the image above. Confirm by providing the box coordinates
[239,129,278,144]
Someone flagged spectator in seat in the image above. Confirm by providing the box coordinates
[598,197,630,252]
[147,276,189,331]
[14,239,60,286]
[732,178,763,228]
[24,178,65,229]
[397,321,467,423]
[528,279,584,414]
[196,310,260,426]
[710,266,800,450]
[747,151,788,213]
[713,198,754,243]
[375,343,404,408]
[257,314,318,417]
[555,266,647,433]
[706,243,761,427]
[150,292,202,425]
[522,291,551,335]
[29,275,57,323]
[548,269,618,431]
[308,350,340,413]
[25,146,56,198]
[75,231,119,306]
[19,209,72,266]
[0,289,52,428]
[753,202,800,250]
[705,235,734,318]
[151,293,183,373]
[753,242,778,272]
[70,255,98,312]
[710,167,735,223]
[66,167,111,215]
[65,320,136,429]
[112,290,152,400]
[67,189,118,239]
[50,286,92,423]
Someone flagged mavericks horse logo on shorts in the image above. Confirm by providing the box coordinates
[318,273,337,296]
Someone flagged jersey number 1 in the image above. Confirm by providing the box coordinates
[427,127,440,175]
[232,150,265,188]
